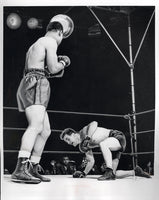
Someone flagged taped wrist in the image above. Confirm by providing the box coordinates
[59,60,66,67]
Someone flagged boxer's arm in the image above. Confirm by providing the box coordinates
[86,121,98,138]
[83,150,95,175]
[45,67,64,78]
[81,121,98,138]
[53,70,64,77]
[45,39,65,74]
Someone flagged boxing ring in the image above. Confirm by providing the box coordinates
[2,107,158,200]
[2,5,159,200]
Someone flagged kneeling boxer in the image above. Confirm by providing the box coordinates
[60,121,151,180]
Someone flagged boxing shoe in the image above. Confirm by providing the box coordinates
[11,158,41,184]
[29,164,51,182]
[135,165,151,178]
[98,167,116,181]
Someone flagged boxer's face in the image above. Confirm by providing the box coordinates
[63,133,78,147]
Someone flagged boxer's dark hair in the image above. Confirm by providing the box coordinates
[60,128,75,140]
[46,21,63,32]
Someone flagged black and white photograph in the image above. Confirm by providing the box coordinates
[1,0,159,200]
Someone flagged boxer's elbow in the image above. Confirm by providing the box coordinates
[48,62,64,74]
[91,121,98,127]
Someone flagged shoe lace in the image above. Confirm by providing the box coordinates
[22,159,33,176]
[22,159,33,167]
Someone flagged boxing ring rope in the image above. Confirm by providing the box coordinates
[3,126,154,135]
[3,106,125,118]
[3,126,62,133]
[133,129,154,135]
[3,150,154,155]
[3,107,155,117]
[129,109,155,116]
[123,152,154,155]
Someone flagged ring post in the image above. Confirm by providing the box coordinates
[127,14,138,166]
[124,114,135,169]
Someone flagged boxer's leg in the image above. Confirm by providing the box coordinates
[115,166,151,178]
[20,105,46,152]
[29,112,51,182]
[100,137,121,169]
[98,137,121,181]
[11,105,46,184]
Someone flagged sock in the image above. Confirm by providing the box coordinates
[30,155,41,164]
[18,150,31,158]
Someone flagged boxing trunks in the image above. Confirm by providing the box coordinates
[109,129,126,159]
[16,68,50,112]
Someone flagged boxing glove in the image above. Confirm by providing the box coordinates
[79,136,91,153]
[73,171,86,178]
[58,55,71,67]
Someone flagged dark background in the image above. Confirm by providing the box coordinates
[3,6,155,173]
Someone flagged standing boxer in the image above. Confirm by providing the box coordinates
[11,16,74,184]
[60,121,151,180]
